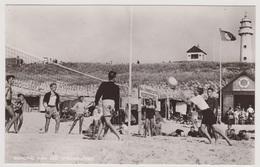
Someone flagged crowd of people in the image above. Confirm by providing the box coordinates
[225,104,255,125]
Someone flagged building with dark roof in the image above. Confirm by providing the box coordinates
[186,45,207,61]
[221,71,255,116]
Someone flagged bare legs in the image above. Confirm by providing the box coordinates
[15,112,23,132]
[79,116,84,134]
[68,116,83,134]
[200,124,213,144]
[5,106,18,133]
[211,124,232,146]
[103,116,120,140]
[68,118,78,134]
[45,117,60,133]
[96,116,120,140]
[55,118,60,134]
[45,118,51,133]
[145,118,154,137]
[200,124,232,146]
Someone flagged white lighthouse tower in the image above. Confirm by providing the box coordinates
[238,13,253,62]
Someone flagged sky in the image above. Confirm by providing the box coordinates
[5,5,256,64]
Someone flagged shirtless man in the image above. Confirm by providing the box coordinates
[5,75,19,133]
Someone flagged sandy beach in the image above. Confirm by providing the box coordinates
[5,112,255,165]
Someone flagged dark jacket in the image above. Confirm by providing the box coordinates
[206,97,219,112]
[43,91,60,111]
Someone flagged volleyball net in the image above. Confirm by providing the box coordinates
[5,44,128,99]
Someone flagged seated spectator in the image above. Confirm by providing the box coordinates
[190,107,199,128]
[237,130,249,141]
[187,126,198,137]
[154,118,162,136]
[167,129,185,137]
[118,122,128,135]
[155,111,165,123]
[225,123,232,138]
[197,128,204,137]
[229,129,240,140]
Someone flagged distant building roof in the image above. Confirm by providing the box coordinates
[187,45,207,55]
[221,71,255,93]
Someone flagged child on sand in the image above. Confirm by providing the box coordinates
[154,118,162,136]
[237,130,249,141]
[118,122,128,135]
[187,126,198,137]
[229,129,240,140]
[167,129,185,137]
[190,106,199,128]
[178,87,232,146]
[225,123,232,138]
[92,102,103,138]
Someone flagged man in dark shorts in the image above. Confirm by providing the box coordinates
[206,88,219,121]
[5,75,19,133]
[206,87,219,139]
[179,87,232,146]
[95,70,121,140]
[43,83,60,133]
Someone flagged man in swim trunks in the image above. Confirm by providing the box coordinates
[5,75,19,133]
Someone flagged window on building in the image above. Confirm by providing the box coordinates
[191,54,198,59]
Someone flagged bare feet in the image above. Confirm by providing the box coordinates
[96,136,103,140]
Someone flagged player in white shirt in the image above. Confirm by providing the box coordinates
[179,87,232,146]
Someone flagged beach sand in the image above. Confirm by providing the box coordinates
[5,112,255,164]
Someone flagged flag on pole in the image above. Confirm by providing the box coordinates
[219,29,236,41]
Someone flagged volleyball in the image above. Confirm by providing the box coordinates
[168,76,178,86]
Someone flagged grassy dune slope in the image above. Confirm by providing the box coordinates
[6,61,255,90]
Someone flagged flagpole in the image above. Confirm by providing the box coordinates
[219,28,222,112]
[214,32,216,62]
[128,6,133,135]
[218,28,236,113]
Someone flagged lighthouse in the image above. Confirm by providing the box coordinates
[238,13,253,63]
